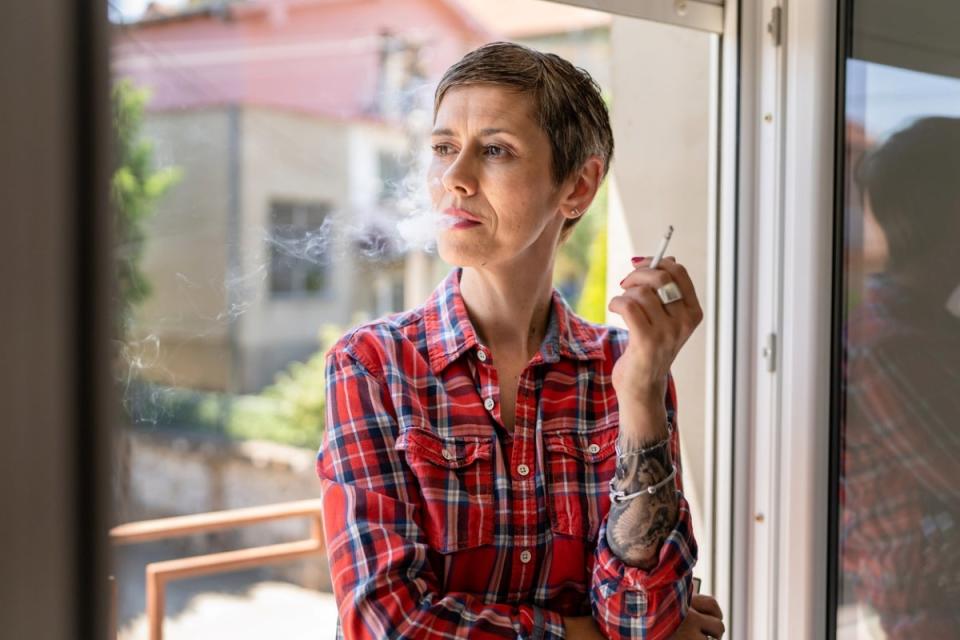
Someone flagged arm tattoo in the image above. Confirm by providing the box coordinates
[605,431,678,570]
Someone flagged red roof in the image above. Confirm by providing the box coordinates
[111,0,490,119]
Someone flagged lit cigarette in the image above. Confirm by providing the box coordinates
[649,225,674,269]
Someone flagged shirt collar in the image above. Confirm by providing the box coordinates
[423,267,606,374]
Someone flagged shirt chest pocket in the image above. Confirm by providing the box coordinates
[543,423,619,542]
[396,427,496,553]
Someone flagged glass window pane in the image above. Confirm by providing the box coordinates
[107,2,623,637]
[108,1,720,637]
[835,1,960,637]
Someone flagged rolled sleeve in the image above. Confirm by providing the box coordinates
[590,493,697,639]
[589,374,697,639]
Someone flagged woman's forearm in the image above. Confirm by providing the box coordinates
[605,396,679,570]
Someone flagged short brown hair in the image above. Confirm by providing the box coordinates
[434,42,614,239]
[855,116,960,271]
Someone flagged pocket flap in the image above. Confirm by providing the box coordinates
[397,428,493,469]
[543,427,618,463]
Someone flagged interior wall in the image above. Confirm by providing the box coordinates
[607,15,715,581]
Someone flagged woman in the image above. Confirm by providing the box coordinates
[317,42,724,639]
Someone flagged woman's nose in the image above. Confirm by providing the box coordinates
[441,155,478,196]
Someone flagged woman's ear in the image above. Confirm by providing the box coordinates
[560,155,604,222]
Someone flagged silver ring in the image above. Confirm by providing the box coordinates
[706,636,717,640]
[656,281,683,305]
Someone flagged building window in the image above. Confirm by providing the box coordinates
[268,200,331,297]
[378,150,405,205]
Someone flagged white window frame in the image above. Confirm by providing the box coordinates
[740,0,837,637]
[553,0,724,33]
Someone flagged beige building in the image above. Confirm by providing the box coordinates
[135,106,410,392]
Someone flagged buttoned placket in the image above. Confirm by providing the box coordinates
[473,345,500,426]
[507,366,541,595]
[474,345,540,596]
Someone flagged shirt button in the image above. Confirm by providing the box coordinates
[477,349,487,362]
[484,397,496,412]
[587,443,601,454]
[441,449,453,460]
[517,463,530,476]
[519,549,532,563]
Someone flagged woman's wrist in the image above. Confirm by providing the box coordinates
[615,385,669,448]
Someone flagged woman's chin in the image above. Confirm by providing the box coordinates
[437,238,484,267]
[438,249,478,268]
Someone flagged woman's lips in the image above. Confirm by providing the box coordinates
[448,218,481,229]
[442,207,482,229]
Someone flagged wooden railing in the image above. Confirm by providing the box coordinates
[109,499,326,640]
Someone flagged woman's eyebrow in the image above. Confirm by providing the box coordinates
[430,127,518,137]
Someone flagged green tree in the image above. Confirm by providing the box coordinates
[554,92,611,317]
[575,222,608,323]
[111,78,182,336]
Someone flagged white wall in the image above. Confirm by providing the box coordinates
[607,16,715,582]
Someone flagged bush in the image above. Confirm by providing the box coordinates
[123,326,341,450]
[258,347,328,448]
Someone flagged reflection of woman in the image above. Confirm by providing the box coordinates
[317,43,723,639]
[842,116,960,637]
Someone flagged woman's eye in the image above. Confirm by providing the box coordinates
[431,144,454,156]
[484,145,507,158]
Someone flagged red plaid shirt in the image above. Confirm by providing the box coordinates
[840,274,960,636]
[317,267,696,639]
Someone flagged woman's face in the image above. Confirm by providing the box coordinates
[428,84,568,268]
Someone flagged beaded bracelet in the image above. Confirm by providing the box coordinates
[608,464,677,504]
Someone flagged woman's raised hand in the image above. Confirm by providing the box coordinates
[607,257,703,407]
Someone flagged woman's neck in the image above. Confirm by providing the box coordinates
[459,263,555,363]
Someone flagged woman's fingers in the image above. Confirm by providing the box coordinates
[655,257,704,323]
[620,259,698,331]
[621,285,672,328]
[689,594,725,638]
[620,265,680,321]
[620,259,674,291]
[669,608,725,639]
[698,612,725,639]
[668,609,702,639]
[608,295,652,336]
[609,284,679,346]
[691,594,723,620]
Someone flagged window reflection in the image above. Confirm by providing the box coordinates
[838,38,960,638]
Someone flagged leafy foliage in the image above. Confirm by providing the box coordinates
[576,222,608,323]
[555,180,608,320]
[126,326,342,450]
[111,78,182,335]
